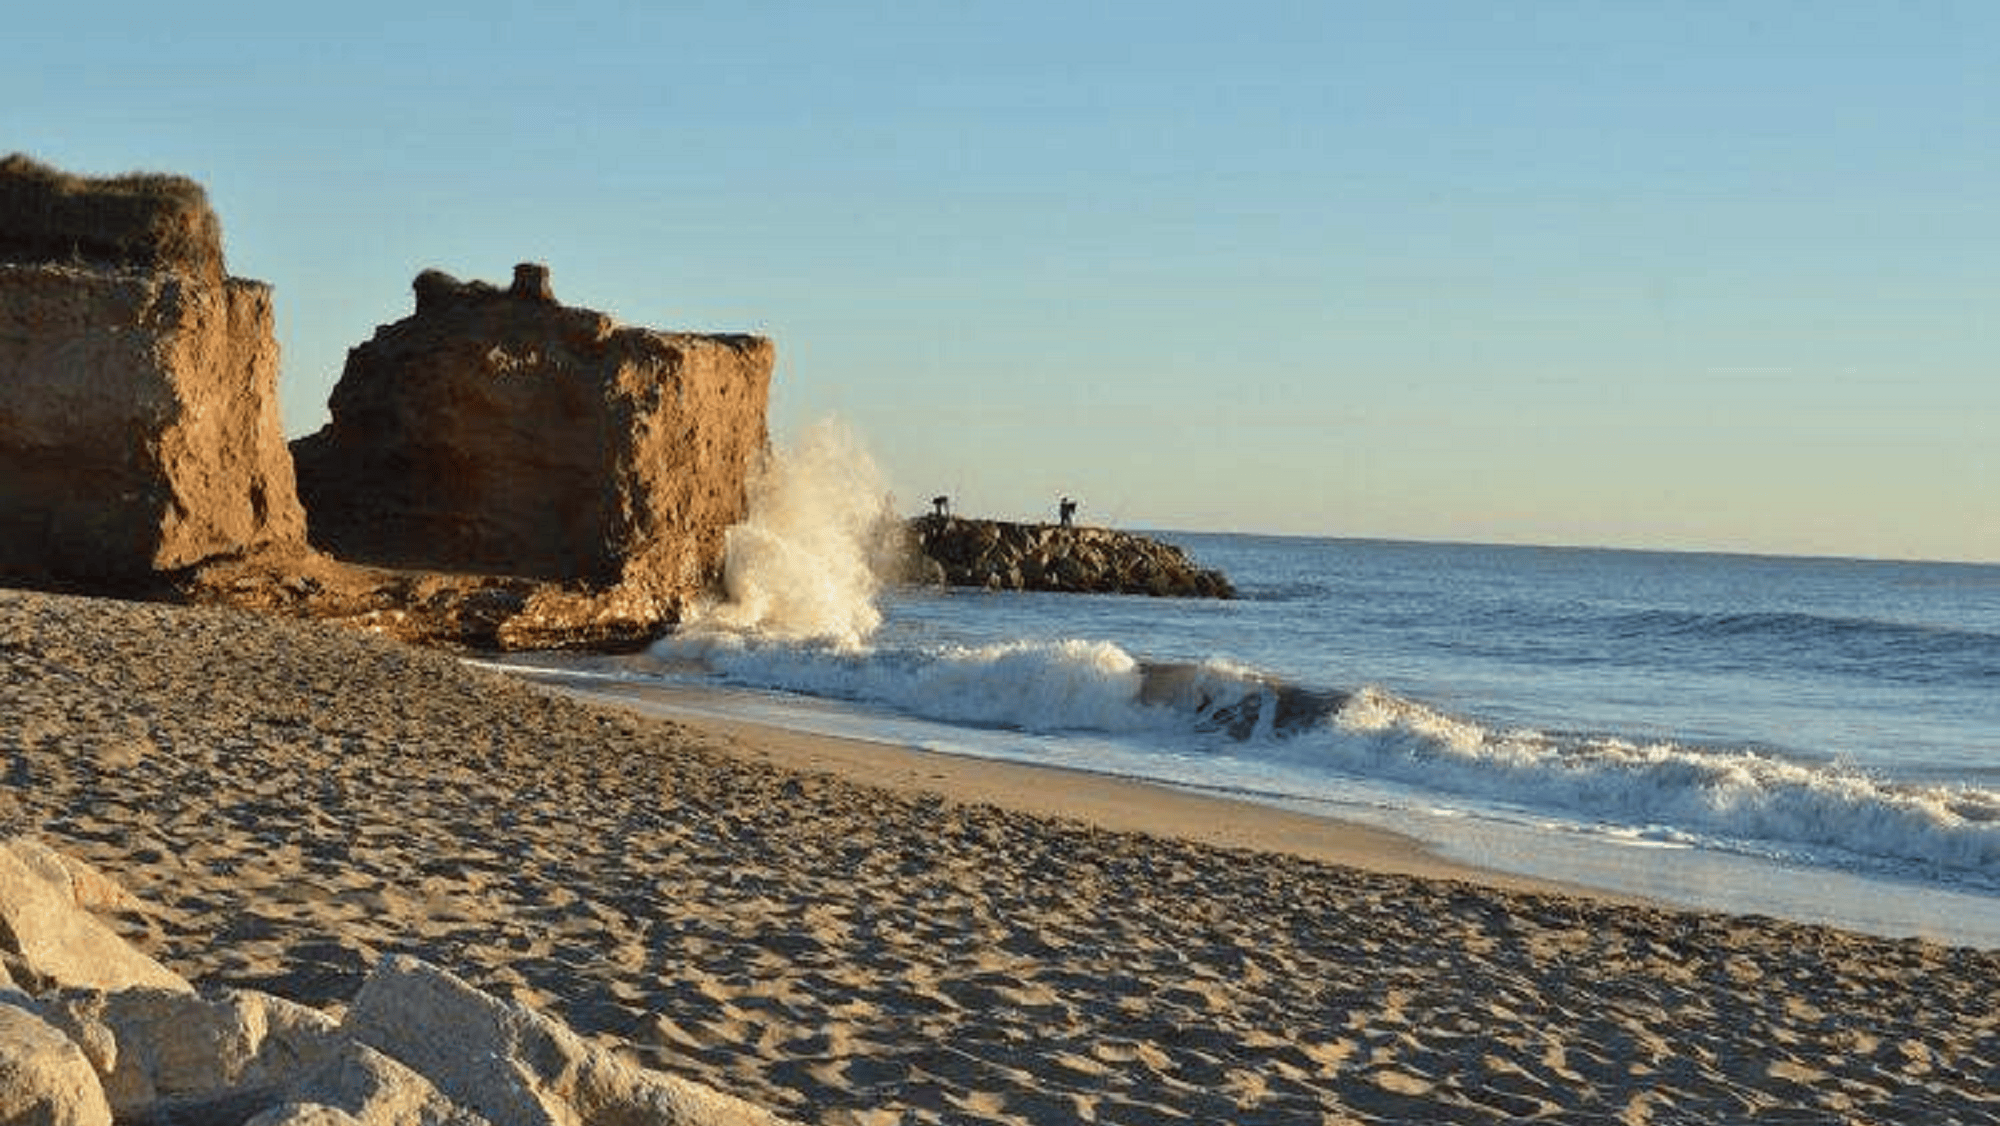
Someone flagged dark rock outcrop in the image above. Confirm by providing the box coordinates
[171,548,686,652]
[903,516,1234,598]
[0,156,306,583]
[287,265,773,645]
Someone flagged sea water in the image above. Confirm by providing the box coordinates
[489,426,2000,947]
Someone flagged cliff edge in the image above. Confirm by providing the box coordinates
[0,155,306,582]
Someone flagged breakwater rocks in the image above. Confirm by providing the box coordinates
[904,516,1234,598]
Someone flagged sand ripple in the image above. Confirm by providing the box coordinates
[4,590,1998,1124]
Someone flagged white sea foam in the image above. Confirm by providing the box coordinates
[679,418,891,648]
[650,627,2000,878]
[1318,686,2000,875]
[668,635,1152,732]
[657,628,1296,735]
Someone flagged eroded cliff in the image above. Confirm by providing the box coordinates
[284,264,773,645]
[0,156,305,582]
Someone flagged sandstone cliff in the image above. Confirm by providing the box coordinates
[287,264,772,645]
[0,156,306,582]
[904,515,1235,598]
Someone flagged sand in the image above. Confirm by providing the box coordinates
[4,588,1997,1125]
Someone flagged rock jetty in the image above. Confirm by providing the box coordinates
[904,515,1234,598]
[0,837,794,1126]
[0,155,306,581]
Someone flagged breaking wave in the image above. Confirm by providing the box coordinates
[647,631,2000,880]
[679,418,892,648]
[656,633,1325,738]
[1317,687,2000,875]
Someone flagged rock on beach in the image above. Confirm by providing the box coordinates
[0,826,792,1126]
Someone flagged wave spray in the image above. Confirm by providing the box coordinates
[681,418,892,647]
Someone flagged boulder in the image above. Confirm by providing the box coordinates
[0,840,190,996]
[258,1041,487,1126]
[245,1105,366,1126]
[345,956,791,1126]
[36,987,341,1116]
[0,845,800,1126]
[0,1004,112,1126]
[0,841,139,915]
[0,156,306,583]
[289,265,772,640]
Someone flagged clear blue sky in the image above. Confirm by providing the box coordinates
[7,2,1995,561]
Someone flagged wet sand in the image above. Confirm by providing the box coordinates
[4,588,1997,1124]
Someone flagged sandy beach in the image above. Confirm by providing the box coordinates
[4,588,1997,1125]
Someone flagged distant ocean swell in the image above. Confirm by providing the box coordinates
[649,632,2000,881]
[1241,584,2000,683]
[1485,605,1998,682]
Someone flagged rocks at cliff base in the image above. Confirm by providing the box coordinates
[288,265,773,646]
[0,838,798,1126]
[171,547,684,652]
[0,155,306,583]
[904,516,1234,598]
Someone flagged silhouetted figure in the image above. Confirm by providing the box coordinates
[932,495,950,518]
[1059,497,1077,527]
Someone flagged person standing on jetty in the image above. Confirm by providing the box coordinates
[1058,497,1077,527]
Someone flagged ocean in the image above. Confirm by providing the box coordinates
[484,422,2000,947]
[494,530,2000,949]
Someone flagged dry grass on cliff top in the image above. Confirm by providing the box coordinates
[0,153,224,280]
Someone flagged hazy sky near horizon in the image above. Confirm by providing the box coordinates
[7,2,1995,561]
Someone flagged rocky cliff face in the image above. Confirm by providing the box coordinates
[904,516,1234,598]
[289,264,773,641]
[0,156,305,582]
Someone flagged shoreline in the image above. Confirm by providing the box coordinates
[513,670,2000,951]
[531,676,1641,903]
[7,589,1999,1124]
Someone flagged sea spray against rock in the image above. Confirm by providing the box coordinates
[683,418,891,648]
